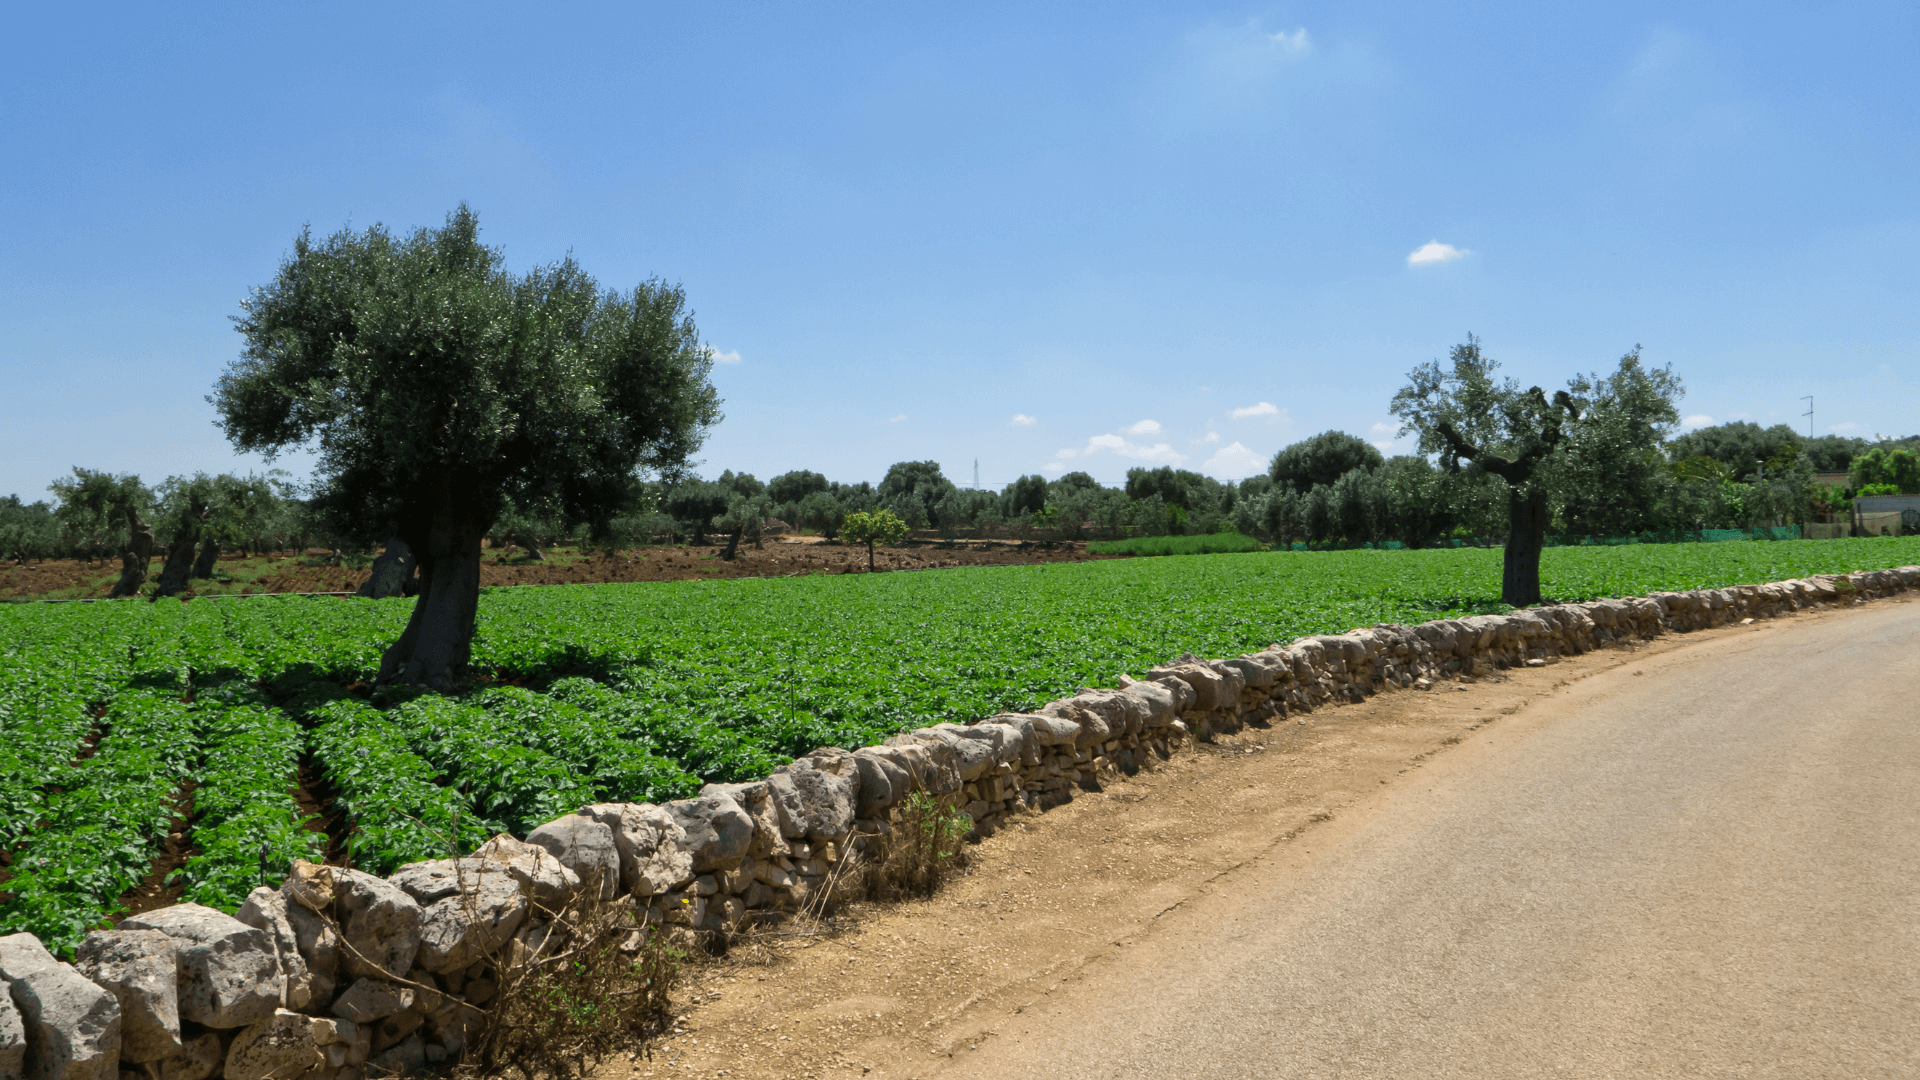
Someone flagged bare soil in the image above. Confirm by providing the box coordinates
[606,606,1890,1080]
[1,539,1121,601]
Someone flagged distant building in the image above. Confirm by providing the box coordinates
[1815,471,1851,489]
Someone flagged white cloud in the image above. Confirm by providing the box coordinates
[1829,421,1861,433]
[1056,447,1079,459]
[1407,241,1467,266]
[1124,419,1163,435]
[1043,462,1064,473]
[1203,432,1220,443]
[1082,433,1187,465]
[709,348,742,364]
[1203,441,1266,478]
[1370,421,1398,435]
[1011,414,1037,426]
[1679,414,1714,429]
[1229,401,1281,420]
[1269,28,1310,52]
[1372,441,1395,453]
[886,414,907,424]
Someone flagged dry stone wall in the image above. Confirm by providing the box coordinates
[4,566,1915,1080]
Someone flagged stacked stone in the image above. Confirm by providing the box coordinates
[4,567,1915,1080]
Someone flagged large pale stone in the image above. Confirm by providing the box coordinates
[1,983,25,1080]
[525,816,620,902]
[581,804,698,896]
[849,750,908,818]
[330,870,421,982]
[234,888,313,1010]
[222,1009,320,1080]
[764,762,855,845]
[386,860,528,974]
[471,835,580,910]
[71,929,179,1063]
[119,904,281,1030]
[0,932,121,1080]
[663,793,754,872]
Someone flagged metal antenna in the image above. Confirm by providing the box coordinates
[974,459,979,489]
[1802,396,1814,439]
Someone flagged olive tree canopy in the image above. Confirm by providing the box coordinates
[213,206,722,688]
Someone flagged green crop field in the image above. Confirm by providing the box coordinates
[4,535,1918,950]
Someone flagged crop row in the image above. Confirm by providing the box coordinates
[3,536,1918,949]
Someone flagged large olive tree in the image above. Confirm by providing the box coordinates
[1393,335,1679,606]
[214,207,722,689]
[1392,335,1582,608]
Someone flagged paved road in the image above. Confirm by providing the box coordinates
[936,603,1920,1079]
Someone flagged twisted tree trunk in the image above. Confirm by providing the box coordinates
[192,534,221,579]
[1503,485,1550,608]
[109,507,155,598]
[355,537,417,598]
[154,503,210,598]
[376,473,491,691]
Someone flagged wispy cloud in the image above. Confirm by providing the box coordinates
[1230,401,1281,420]
[1055,447,1079,459]
[1679,414,1714,429]
[708,348,742,364]
[1011,414,1037,426]
[1203,441,1265,478]
[1202,432,1220,443]
[886,413,907,424]
[1124,418,1163,435]
[1407,242,1466,266]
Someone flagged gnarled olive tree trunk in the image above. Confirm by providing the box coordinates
[1502,485,1551,608]
[192,534,221,579]
[154,504,210,598]
[376,476,491,691]
[109,507,155,598]
[355,537,416,598]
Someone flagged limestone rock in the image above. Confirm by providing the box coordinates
[849,751,908,818]
[367,1034,425,1078]
[910,728,995,781]
[119,904,281,1030]
[662,793,755,872]
[526,815,621,902]
[72,929,180,1063]
[0,932,122,1080]
[692,783,789,862]
[764,761,856,844]
[222,1010,319,1080]
[386,859,530,971]
[233,888,313,1010]
[156,1032,223,1080]
[328,981,413,1025]
[1,985,25,1080]
[472,835,580,910]
[282,861,335,913]
[330,870,422,982]
[580,803,698,896]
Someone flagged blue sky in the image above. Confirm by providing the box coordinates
[3,2,1915,499]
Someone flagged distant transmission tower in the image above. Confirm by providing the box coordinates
[1802,396,1814,438]
[973,459,980,490]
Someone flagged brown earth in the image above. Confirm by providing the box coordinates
[0,539,1121,601]
[609,599,1909,1080]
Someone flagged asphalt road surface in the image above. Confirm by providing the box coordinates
[936,601,1920,1079]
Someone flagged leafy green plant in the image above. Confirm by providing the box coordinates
[841,508,909,572]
